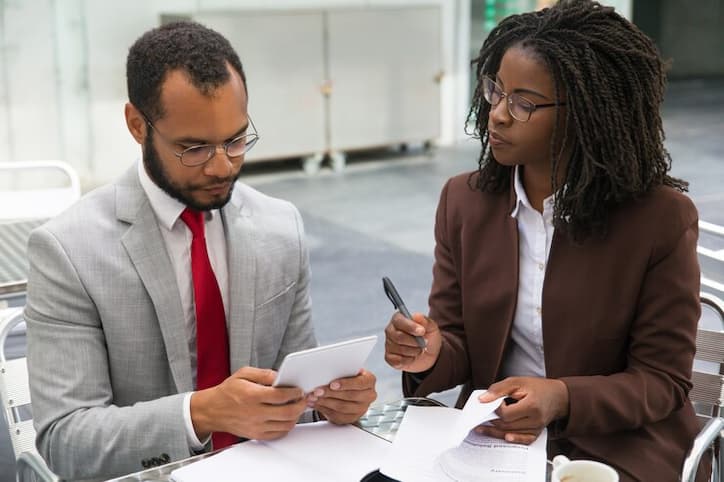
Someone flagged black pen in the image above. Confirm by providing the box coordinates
[382,277,427,349]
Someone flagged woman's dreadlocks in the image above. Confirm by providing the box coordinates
[467,0,686,240]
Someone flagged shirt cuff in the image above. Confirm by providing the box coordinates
[183,392,210,451]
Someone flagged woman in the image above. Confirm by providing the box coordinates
[383,1,705,480]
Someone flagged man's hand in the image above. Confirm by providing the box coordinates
[307,369,377,424]
[475,377,569,445]
[384,312,442,373]
[190,366,307,441]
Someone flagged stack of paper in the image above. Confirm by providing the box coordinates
[170,422,390,482]
[379,390,548,481]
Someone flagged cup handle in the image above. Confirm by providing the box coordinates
[552,455,570,470]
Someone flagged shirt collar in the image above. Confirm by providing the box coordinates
[137,160,216,231]
[510,165,556,219]
[511,166,530,218]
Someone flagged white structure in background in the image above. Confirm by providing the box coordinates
[187,6,445,174]
[0,160,81,222]
[0,0,473,185]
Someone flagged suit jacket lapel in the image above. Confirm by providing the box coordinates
[117,167,193,393]
[222,190,256,371]
[486,186,520,381]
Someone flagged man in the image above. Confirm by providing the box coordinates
[25,21,376,480]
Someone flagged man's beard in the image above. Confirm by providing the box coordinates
[143,131,240,211]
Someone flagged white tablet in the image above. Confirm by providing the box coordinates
[273,335,378,393]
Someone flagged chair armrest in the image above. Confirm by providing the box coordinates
[681,416,724,482]
[16,451,60,482]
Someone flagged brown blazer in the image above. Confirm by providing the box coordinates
[404,172,706,481]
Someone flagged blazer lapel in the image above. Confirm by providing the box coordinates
[487,188,520,381]
[117,168,193,393]
[478,179,520,382]
[222,191,256,371]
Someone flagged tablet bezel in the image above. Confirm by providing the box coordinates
[272,335,378,393]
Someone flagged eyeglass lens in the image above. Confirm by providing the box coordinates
[181,135,259,166]
[482,77,536,122]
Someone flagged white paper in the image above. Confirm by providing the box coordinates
[170,422,390,482]
[452,389,504,445]
[379,390,547,482]
[437,429,548,481]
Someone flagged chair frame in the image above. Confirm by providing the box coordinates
[699,221,724,299]
[681,292,724,482]
[0,307,58,482]
[0,160,81,222]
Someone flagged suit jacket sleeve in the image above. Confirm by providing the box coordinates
[557,198,700,436]
[25,226,192,480]
[403,178,471,396]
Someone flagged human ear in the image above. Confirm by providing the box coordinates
[124,103,147,145]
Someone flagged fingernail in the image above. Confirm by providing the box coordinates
[475,426,485,434]
[415,327,425,336]
[505,434,514,442]
[314,388,324,397]
[330,382,341,390]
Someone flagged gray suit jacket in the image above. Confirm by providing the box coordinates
[25,165,317,480]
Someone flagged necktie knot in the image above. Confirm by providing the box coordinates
[180,208,205,239]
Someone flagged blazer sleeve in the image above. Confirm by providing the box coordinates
[25,226,192,480]
[403,178,471,396]
[557,197,700,437]
[272,204,317,367]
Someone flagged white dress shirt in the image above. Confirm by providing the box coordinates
[499,166,555,379]
[137,160,229,450]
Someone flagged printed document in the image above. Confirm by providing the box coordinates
[379,390,547,481]
[170,422,390,482]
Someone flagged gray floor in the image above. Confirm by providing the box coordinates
[2,78,723,480]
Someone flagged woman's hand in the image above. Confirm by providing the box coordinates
[384,312,442,373]
[475,377,569,445]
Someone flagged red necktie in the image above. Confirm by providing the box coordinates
[180,208,236,449]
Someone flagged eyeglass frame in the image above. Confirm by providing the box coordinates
[482,76,566,122]
[139,110,260,167]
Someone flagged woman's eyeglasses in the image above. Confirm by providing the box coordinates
[482,76,565,122]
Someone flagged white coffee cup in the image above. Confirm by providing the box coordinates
[551,455,619,482]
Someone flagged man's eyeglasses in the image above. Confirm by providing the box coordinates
[482,76,565,123]
[141,112,260,167]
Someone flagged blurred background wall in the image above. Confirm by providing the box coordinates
[0,0,720,188]
[633,0,724,79]
[0,0,472,186]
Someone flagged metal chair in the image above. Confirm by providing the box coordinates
[698,221,724,300]
[0,160,81,223]
[681,292,724,482]
[0,307,58,482]
[0,161,81,338]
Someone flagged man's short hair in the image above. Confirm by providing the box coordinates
[126,21,246,121]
